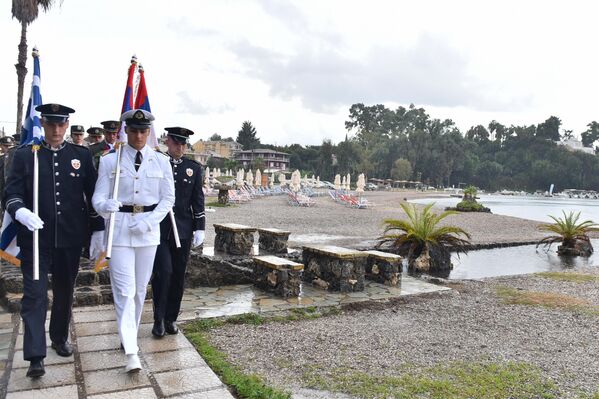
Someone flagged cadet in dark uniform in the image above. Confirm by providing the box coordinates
[89,120,119,169]
[3,104,105,378]
[86,126,103,146]
[151,127,205,337]
[69,125,85,146]
[0,136,16,204]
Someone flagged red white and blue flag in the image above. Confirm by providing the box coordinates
[118,56,137,143]
[134,65,159,148]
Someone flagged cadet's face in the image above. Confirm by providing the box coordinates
[89,135,102,144]
[126,127,150,150]
[71,133,84,145]
[104,131,118,144]
[42,119,69,147]
[165,136,186,159]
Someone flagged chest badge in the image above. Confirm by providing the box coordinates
[71,159,81,170]
[186,168,193,177]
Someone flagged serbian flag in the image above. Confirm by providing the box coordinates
[118,56,137,142]
[134,64,159,148]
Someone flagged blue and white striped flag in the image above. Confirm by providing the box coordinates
[0,49,43,265]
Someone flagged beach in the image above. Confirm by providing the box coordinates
[203,190,548,249]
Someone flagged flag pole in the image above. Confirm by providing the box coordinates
[32,143,40,280]
[105,141,123,259]
[169,210,181,248]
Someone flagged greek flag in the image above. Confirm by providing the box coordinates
[0,50,43,265]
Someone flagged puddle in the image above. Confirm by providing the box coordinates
[437,239,599,280]
[292,234,356,244]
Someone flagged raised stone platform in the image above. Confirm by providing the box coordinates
[302,245,369,292]
[257,228,291,254]
[213,223,257,255]
[364,250,403,286]
[253,255,303,298]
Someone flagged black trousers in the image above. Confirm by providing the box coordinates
[151,238,192,322]
[20,246,81,361]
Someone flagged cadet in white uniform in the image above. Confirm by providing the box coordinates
[92,109,175,373]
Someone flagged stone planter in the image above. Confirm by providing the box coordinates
[257,228,291,254]
[558,237,593,257]
[253,255,303,297]
[186,251,254,287]
[217,188,229,205]
[213,223,257,255]
[302,245,368,292]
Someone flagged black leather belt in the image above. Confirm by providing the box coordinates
[119,204,157,214]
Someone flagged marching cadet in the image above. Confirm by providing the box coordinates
[3,103,104,378]
[86,126,103,146]
[151,127,205,337]
[92,109,175,373]
[89,120,119,169]
[69,125,86,146]
[0,136,16,202]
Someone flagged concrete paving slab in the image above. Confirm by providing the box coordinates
[79,349,127,372]
[143,347,207,373]
[6,384,78,399]
[138,334,193,354]
[88,387,157,399]
[77,334,121,353]
[153,367,223,397]
[83,368,151,395]
[7,363,75,393]
[12,349,74,369]
[172,388,235,399]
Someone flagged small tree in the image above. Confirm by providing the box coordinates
[209,133,222,141]
[251,157,265,171]
[378,203,471,273]
[538,211,599,256]
[236,121,260,150]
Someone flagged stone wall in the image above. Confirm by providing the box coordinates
[185,252,254,287]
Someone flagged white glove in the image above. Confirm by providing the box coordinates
[89,231,105,261]
[192,230,205,248]
[15,208,44,232]
[99,199,122,213]
[129,219,151,235]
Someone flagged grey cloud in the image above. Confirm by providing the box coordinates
[177,91,234,115]
[166,18,220,37]
[229,34,531,113]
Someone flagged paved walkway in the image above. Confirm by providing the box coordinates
[0,276,449,398]
[4,305,233,399]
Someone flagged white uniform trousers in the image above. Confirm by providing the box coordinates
[109,245,157,355]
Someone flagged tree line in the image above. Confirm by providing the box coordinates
[232,104,599,192]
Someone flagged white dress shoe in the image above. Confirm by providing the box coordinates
[125,354,142,373]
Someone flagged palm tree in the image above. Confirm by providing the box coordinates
[378,203,471,272]
[11,0,57,134]
[538,211,599,256]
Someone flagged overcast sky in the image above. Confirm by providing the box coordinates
[1,0,598,145]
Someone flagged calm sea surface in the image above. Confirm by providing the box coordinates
[408,195,599,279]
[410,194,599,223]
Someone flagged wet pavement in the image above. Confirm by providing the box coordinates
[1,276,449,398]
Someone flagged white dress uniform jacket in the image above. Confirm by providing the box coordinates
[93,144,175,246]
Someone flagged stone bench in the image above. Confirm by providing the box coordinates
[302,245,368,292]
[257,228,291,254]
[363,250,403,286]
[214,223,257,255]
[253,255,303,297]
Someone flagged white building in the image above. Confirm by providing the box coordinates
[557,138,594,155]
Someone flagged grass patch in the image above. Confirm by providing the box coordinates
[495,287,599,315]
[536,271,599,283]
[206,201,231,208]
[182,307,341,398]
[185,328,291,399]
[302,362,558,399]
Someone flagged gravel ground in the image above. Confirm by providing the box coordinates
[203,190,547,249]
[207,268,599,398]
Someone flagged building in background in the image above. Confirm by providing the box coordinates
[557,138,595,155]
[234,148,290,172]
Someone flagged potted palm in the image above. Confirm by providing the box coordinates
[538,211,598,256]
[378,203,471,273]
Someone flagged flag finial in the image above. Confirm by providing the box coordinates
[138,64,144,72]
[32,47,39,58]
[131,54,137,64]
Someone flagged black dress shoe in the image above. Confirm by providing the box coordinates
[51,341,74,357]
[165,320,179,335]
[26,359,45,378]
[152,320,165,338]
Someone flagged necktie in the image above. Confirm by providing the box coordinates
[134,151,142,171]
